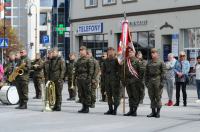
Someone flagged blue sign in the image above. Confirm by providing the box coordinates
[78,23,103,34]
[0,38,9,48]
[42,35,49,44]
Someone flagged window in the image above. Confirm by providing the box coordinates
[40,13,47,26]
[102,0,116,5]
[122,0,138,3]
[40,0,53,7]
[85,0,98,8]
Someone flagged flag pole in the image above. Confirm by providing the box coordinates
[122,11,126,114]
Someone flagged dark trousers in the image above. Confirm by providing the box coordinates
[67,79,76,98]
[175,82,187,103]
[196,80,200,99]
[54,80,64,107]
[15,80,29,104]
[33,77,43,97]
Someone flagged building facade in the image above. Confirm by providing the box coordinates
[52,0,70,60]
[70,0,200,65]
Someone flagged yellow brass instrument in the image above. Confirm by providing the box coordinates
[8,63,26,82]
[42,80,56,112]
[69,67,75,90]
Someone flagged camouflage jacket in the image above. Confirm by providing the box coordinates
[32,58,44,78]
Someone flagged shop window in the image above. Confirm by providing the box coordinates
[183,28,200,68]
[85,0,98,8]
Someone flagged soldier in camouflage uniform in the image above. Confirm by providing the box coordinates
[48,48,65,111]
[136,51,147,104]
[145,48,166,118]
[122,49,142,116]
[87,49,100,108]
[103,47,121,115]
[15,49,31,109]
[66,52,76,101]
[99,52,107,102]
[44,50,52,83]
[75,46,94,113]
[32,53,44,99]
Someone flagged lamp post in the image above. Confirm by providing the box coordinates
[28,2,38,60]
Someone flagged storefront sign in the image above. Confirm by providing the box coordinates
[78,23,103,34]
[130,20,148,27]
[172,34,179,57]
[95,49,103,58]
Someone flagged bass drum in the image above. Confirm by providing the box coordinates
[0,86,19,105]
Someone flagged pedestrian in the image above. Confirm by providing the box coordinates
[103,47,121,115]
[0,62,4,87]
[174,51,190,107]
[195,55,200,103]
[165,53,176,106]
[145,48,166,118]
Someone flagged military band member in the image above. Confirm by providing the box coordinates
[87,49,100,108]
[136,51,147,104]
[66,52,76,101]
[145,48,166,118]
[48,48,65,111]
[32,53,44,99]
[75,46,94,113]
[122,49,142,116]
[99,52,107,102]
[4,52,16,84]
[103,47,121,115]
[15,49,31,109]
[44,50,52,83]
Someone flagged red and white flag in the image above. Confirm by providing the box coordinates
[117,20,138,78]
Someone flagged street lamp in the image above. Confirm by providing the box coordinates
[27,3,38,59]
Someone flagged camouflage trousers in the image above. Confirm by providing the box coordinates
[77,78,91,106]
[126,79,141,108]
[15,79,29,104]
[67,78,76,98]
[53,80,64,107]
[105,77,120,106]
[33,77,43,97]
[146,79,163,108]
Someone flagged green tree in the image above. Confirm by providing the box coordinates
[0,20,22,56]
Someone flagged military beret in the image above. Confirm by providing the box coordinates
[80,46,87,50]
[151,48,158,53]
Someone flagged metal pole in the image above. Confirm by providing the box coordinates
[3,0,6,64]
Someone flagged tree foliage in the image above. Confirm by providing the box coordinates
[0,20,22,56]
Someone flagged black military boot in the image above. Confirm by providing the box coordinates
[147,108,156,117]
[81,105,89,113]
[19,103,27,109]
[104,105,113,115]
[112,105,118,115]
[78,104,85,113]
[155,108,161,118]
[15,101,22,109]
[124,107,133,116]
[54,103,61,111]
[132,107,137,116]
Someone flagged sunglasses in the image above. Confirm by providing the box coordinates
[180,55,185,57]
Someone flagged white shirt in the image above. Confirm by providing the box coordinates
[195,63,200,80]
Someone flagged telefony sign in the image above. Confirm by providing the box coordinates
[78,23,103,34]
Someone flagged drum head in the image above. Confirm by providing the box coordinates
[7,86,19,105]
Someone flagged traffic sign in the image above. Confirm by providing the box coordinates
[0,38,9,48]
[42,35,49,44]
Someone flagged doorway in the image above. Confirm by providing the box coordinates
[162,35,172,62]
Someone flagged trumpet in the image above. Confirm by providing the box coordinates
[8,63,25,82]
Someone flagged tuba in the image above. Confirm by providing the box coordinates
[8,63,25,82]
[42,80,56,112]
